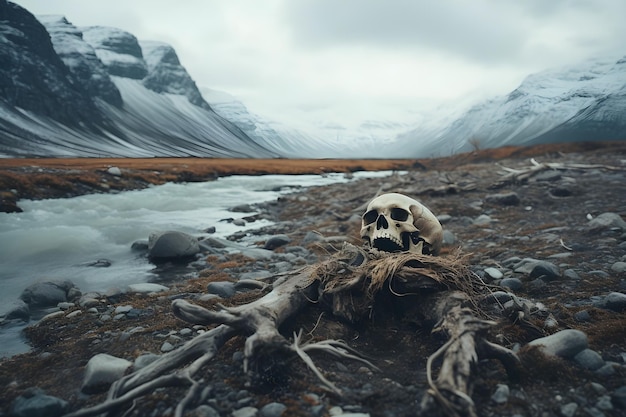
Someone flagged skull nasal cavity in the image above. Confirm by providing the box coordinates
[376,215,389,229]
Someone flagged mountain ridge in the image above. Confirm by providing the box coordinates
[0,0,624,159]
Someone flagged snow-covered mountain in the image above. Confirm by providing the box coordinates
[1,1,624,159]
[393,56,626,157]
[0,2,279,157]
[203,88,360,158]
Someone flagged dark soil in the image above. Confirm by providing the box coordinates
[1,141,625,417]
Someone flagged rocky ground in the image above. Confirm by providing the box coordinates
[1,142,626,417]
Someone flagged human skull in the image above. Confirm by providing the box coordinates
[360,193,443,255]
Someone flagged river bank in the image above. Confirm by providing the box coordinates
[1,141,626,417]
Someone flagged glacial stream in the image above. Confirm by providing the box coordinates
[0,171,396,357]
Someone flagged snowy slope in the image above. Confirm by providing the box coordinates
[203,89,351,158]
[394,56,626,157]
[0,4,281,158]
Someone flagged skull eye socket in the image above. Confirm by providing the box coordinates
[363,209,378,225]
[390,208,409,222]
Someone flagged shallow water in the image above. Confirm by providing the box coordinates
[0,171,396,357]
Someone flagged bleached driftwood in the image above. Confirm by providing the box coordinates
[63,244,519,417]
[492,158,625,188]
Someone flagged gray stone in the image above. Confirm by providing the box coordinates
[605,292,626,312]
[148,230,200,259]
[437,214,452,224]
[195,405,220,417]
[564,269,582,280]
[612,386,626,408]
[114,305,133,314]
[574,310,591,322]
[264,234,291,250]
[560,402,578,417]
[484,267,503,280]
[473,214,493,225]
[107,166,122,176]
[513,258,541,274]
[238,271,272,281]
[534,170,562,182]
[131,240,149,251]
[596,395,613,411]
[82,353,132,394]
[20,280,76,308]
[529,261,561,280]
[588,212,626,231]
[574,349,605,370]
[259,402,287,417]
[611,262,626,273]
[207,281,236,298]
[133,353,160,371]
[500,278,523,291]
[527,329,588,359]
[161,342,175,352]
[11,388,68,417]
[485,192,520,206]
[442,230,456,246]
[128,283,169,293]
[302,231,324,244]
[491,384,510,404]
[241,248,274,260]
[0,299,30,321]
[232,406,258,417]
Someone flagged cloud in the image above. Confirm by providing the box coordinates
[283,0,626,65]
[283,0,530,63]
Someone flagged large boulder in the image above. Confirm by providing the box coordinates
[148,231,200,260]
[19,280,79,308]
[0,299,30,321]
[82,353,132,394]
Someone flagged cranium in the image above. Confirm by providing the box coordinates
[360,193,443,255]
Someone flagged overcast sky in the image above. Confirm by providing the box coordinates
[13,0,626,133]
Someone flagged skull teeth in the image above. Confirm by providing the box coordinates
[372,232,405,252]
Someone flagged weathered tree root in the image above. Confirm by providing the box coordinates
[63,246,520,417]
[421,301,520,417]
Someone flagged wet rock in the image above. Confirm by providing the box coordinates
[442,230,456,246]
[131,240,149,251]
[128,283,169,293]
[491,384,510,404]
[107,166,122,176]
[605,292,626,312]
[484,267,503,280]
[574,349,605,370]
[500,278,523,291]
[485,191,520,206]
[529,261,561,280]
[20,280,78,308]
[232,406,258,417]
[560,402,578,417]
[527,329,588,359]
[82,353,132,394]
[302,231,324,244]
[260,402,287,417]
[0,191,22,213]
[473,214,493,225]
[611,262,626,273]
[0,299,30,321]
[612,386,626,408]
[264,234,291,250]
[11,388,68,417]
[207,281,236,298]
[231,204,255,213]
[588,212,626,232]
[148,230,200,259]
